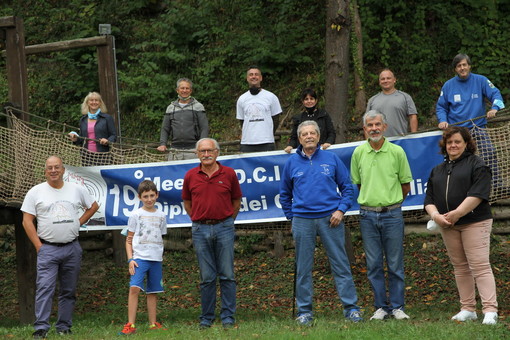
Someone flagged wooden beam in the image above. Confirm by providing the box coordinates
[25,36,109,55]
[0,16,16,28]
[0,207,15,224]
[4,16,29,119]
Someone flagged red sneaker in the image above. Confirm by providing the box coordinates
[149,321,167,330]
[119,323,136,335]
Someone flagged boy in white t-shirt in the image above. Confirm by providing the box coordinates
[119,180,168,335]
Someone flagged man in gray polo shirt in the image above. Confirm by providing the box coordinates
[366,69,418,137]
[21,155,98,339]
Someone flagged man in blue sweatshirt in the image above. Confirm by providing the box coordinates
[280,120,362,326]
[436,54,505,190]
[436,53,505,129]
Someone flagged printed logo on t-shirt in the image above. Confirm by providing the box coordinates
[51,201,75,224]
[138,217,164,245]
[454,94,461,102]
[246,103,266,123]
[471,93,479,99]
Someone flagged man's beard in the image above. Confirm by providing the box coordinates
[369,131,382,142]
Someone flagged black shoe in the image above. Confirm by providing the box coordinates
[199,322,211,330]
[57,329,72,335]
[33,329,48,339]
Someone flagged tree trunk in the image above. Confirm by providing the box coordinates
[325,0,350,143]
[351,0,366,119]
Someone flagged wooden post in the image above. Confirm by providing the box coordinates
[2,16,29,120]
[97,35,119,129]
[97,35,124,265]
[111,230,127,265]
[14,208,36,324]
[273,231,285,258]
[1,16,33,325]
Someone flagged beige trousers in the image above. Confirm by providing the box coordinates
[440,219,498,313]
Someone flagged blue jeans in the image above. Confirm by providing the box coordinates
[192,217,236,325]
[360,208,405,312]
[292,216,359,317]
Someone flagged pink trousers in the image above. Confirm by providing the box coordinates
[440,219,498,313]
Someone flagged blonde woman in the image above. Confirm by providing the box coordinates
[69,92,116,165]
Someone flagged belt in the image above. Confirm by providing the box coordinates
[360,203,402,213]
[40,238,78,247]
[194,218,228,225]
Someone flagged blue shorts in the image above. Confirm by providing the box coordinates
[129,259,164,294]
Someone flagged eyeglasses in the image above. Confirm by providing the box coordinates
[46,166,62,171]
[197,149,217,154]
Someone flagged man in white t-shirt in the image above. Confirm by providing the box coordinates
[236,66,282,152]
[366,69,418,137]
[21,156,98,339]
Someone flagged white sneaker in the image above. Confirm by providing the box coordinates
[391,308,410,320]
[451,310,477,322]
[482,312,498,325]
[370,308,388,320]
[295,313,313,327]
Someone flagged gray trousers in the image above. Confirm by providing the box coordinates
[34,241,82,332]
[168,148,196,160]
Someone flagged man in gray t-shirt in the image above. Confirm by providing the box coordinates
[366,69,418,137]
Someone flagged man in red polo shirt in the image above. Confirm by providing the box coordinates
[182,138,242,329]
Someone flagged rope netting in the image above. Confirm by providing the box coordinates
[1,107,509,229]
[0,111,167,206]
[470,123,510,202]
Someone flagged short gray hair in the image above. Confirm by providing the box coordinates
[363,110,387,126]
[176,77,193,89]
[195,138,220,151]
[297,120,320,137]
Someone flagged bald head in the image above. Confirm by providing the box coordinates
[45,155,65,188]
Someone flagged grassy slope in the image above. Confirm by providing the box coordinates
[0,231,508,339]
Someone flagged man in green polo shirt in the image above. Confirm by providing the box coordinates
[350,110,413,321]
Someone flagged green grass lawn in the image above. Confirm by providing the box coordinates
[1,310,508,339]
[0,231,508,339]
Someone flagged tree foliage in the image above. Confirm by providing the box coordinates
[1,0,509,142]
